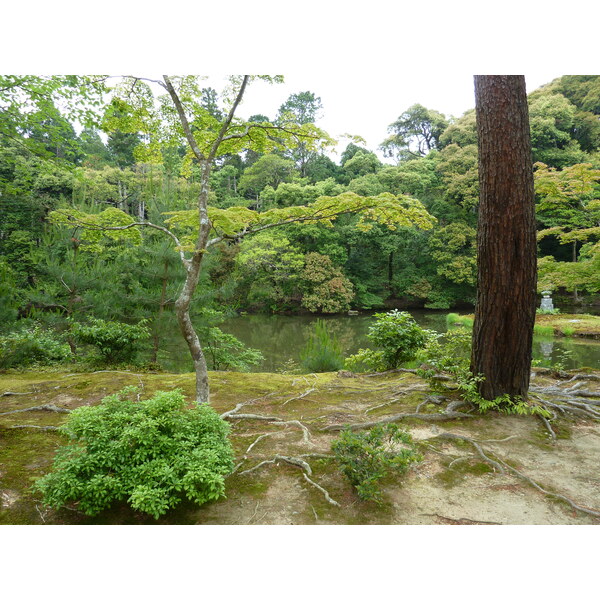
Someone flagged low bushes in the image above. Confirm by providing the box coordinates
[33,387,234,519]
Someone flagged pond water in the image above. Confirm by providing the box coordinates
[158,309,600,373]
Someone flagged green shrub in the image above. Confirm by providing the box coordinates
[346,310,431,372]
[562,326,575,337]
[331,424,422,503]
[301,319,344,372]
[71,317,149,364]
[33,387,234,519]
[344,348,387,373]
[0,325,72,368]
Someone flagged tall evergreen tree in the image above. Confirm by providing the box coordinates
[471,75,537,401]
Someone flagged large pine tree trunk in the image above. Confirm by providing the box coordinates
[471,75,537,401]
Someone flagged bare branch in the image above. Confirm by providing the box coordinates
[209,76,249,161]
[162,75,206,162]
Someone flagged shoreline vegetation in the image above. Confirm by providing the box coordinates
[447,312,600,339]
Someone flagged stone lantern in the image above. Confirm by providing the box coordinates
[540,290,554,311]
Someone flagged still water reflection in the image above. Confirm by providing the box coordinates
[159,310,600,373]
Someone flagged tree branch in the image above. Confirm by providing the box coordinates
[162,75,206,162]
[208,76,249,161]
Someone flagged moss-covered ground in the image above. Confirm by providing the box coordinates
[2,367,600,525]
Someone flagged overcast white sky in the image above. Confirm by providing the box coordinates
[229,71,564,161]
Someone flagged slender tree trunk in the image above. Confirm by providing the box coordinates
[572,240,579,302]
[471,75,537,401]
[151,260,169,364]
[174,159,213,404]
[162,74,249,404]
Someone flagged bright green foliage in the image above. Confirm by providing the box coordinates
[380,104,448,162]
[343,150,382,178]
[0,75,106,161]
[238,154,295,198]
[535,162,600,234]
[202,327,264,371]
[72,318,149,364]
[235,231,305,310]
[300,253,354,313]
[535,161,600,293]
[0,258,19,327]
[49,207,142,253]
[528,92,586,168]
[331,424,422,503]
[344,348,388,373]
[300,319,344,372]
[346,310,430,372]
[33,388,234,518]
[165,191,436,247]
[104,76,332,165]
[0,324,72,368]
[538,242,600,293]
[429,222,477,285]
[194,308,264,371]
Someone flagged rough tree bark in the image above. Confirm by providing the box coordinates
[471,75,537,401]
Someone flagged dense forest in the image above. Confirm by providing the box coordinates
[1,75,599,370]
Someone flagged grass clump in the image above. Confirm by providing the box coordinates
[331,424,422,503]
[534,324,555,337]
[33,387,234,519]
[446,313,474,328]
[301,319,344,373]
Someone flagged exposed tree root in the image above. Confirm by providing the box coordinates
[1,391,33,397]
[420,513,502,525]
[245,432,276,456]
[238,454,312,476]
[63,370,145,377]
[538,415,557,442]
[434,432,600,519]
[496,456,600,518]
[363,368,418,377]
[323,410,475,431]
[10,425,60,431]
[223,412,313,444]
[0,404,71,417]
[365,397,403,415]
[435,433,505,474]
[280,388,316,406]
[563,373,600,383]
[529,387,600,420]
[302,473,340,506]
[220,402,248,419]
[235,450,340,507]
